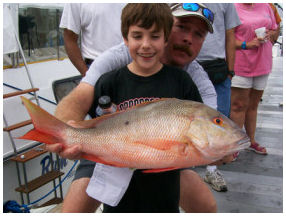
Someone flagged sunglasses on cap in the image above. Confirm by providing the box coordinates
[182,3,214,24]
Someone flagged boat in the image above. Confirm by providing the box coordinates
[3,3,81,211]
[2,3,283,213]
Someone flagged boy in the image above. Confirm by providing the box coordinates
[82,4,203,213]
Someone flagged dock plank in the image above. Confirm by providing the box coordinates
[193,56,283,213]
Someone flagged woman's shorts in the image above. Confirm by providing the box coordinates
[231,74,270,91]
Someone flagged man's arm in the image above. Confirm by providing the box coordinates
[185,61,217,110]
[46,43,131,157]
[63,29,89,76]
[55,82,94,122]
[45,82,94,156]
[225,28,236,73]
[57,43,131,123]
[82,42,132,86]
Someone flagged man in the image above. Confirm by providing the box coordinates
[48,3,233,212]
[196,3,241,192]
[60,3,125,76]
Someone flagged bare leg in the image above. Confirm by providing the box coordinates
[244,89,264,143]
[61,178,101,213]
[230,87,251,128]
[180,169,217,213]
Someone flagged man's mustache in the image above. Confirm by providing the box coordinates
[173,44,193,57]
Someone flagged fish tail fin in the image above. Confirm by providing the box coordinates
[19,129,62,144]
[18,96,67,144]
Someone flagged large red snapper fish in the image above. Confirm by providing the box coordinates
[19,96,250,173]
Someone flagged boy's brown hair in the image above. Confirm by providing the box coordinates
[121,3,174,42]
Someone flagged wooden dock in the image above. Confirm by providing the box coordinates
[193,56,283,213]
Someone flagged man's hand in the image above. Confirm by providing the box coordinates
[50,82,95,159]
[45,120,86,160]
[45,144,83,160]
[210,154,235,166]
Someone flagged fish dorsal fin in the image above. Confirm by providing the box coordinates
[131,98,170,109]
[76,98,171,128]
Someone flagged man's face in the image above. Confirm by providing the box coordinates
[163,16,208,68]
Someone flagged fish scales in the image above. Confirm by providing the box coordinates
[19,97,250,172]
[89,102,189,167]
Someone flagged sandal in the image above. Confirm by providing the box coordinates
[247,142,267,155]
[232,152,240,162]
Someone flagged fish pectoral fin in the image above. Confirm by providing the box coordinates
[142,167,179,173]
[134,140,187,151]
[82,153,126,167]
[178,143,189,156]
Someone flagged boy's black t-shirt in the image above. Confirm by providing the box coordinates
[76,64,202,213]
[89,64,202,117]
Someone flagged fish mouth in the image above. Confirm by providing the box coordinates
[202,136,250,161]
[233,136,251,151]
[192,135,251,162]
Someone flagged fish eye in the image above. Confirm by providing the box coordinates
[213,117,223,126]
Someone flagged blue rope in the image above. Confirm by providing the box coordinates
[3,200,30,213]
[3,160,78,212]
[27,160,79,208]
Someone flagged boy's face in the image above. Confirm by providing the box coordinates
[163,16,208,68]
[124,23,167,76]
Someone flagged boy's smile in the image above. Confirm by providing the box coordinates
[138,53,156,59]
[124,23,167,77]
